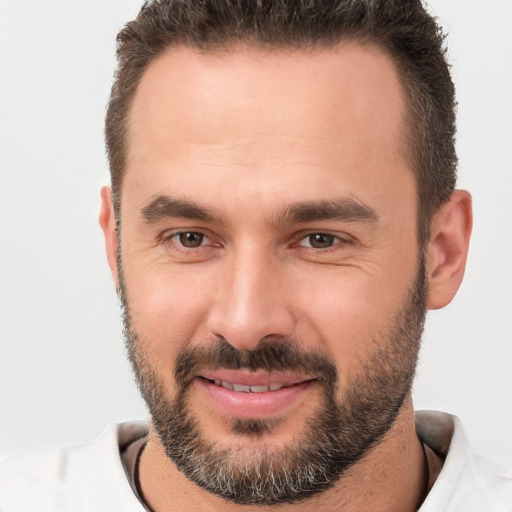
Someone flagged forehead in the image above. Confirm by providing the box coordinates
[124,43,412,215]
[129,42,406,146]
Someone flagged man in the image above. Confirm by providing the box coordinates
[0,0,511,510]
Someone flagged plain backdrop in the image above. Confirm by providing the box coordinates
[0,0,511,467]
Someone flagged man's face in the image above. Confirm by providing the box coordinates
[115,43,425,503]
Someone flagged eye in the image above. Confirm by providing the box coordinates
[172,231,208,248]
[298,233,340,249]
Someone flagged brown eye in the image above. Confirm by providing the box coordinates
[299,233,338,249]
[178,232,205,248]
[309,233,335,248]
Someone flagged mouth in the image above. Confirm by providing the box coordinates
[196,370,316,418]
[201,378,306,393]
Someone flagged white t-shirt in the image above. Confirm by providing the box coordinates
[0,411,511,511]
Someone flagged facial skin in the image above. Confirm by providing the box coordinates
[100,42,472,511]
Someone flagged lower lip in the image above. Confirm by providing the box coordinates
[198,378,314,418]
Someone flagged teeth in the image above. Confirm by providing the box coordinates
[233,383,251,393]
[211,379,291,393]
[250,385,269,393]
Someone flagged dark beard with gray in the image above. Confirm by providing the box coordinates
[120,261,427,505]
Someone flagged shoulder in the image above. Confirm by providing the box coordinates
[458,452,512,510]
[416,410,512,512]
[0,421,148,512]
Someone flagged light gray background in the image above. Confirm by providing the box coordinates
[1,1,511,466]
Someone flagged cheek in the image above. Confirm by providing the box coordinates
[122,260,214,361]
[292,263,416,371]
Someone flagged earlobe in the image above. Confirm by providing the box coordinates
[426,190,473,310]
[99,186,119,286]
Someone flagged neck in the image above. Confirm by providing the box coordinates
[138,397,427,512]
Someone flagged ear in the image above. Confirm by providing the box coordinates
[99,186,119,286]
[426,190,473,310]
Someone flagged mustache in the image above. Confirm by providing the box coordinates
[174,337,338,389]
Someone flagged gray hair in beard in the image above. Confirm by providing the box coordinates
[119,257,427,505]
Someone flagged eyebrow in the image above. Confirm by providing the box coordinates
[140,195,378,226]
[141,195,223,224]
[277,198,379,225]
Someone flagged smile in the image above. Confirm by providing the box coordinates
[197,371,315,418]
[204,378,302,393]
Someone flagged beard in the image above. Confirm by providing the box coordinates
[119,258,427,506]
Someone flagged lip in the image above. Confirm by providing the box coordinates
[197,372,315,418]
[199,370,309,387]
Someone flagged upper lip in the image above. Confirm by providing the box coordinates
[198,370,312,387]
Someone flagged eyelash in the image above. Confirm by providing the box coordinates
[161,230,216,251]
[294,232,355,256]
[160,229,353,253]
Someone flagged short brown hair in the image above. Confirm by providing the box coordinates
[105,0,456,245]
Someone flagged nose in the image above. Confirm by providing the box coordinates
[206,246,295,351]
